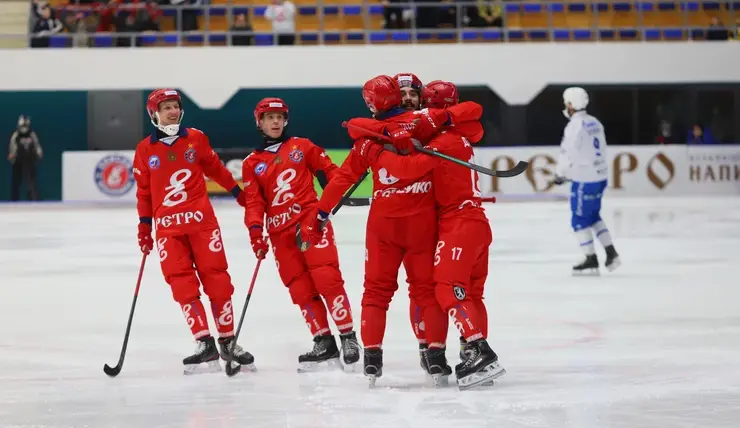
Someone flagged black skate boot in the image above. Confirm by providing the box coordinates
[297,334,340,373]
[425,347,452,387]
[604,245,621,272]
[455,339,506,390]
[339,331,361,369]
[218,336,256,372]
[458,336,467,360]
[419,343,429,373]
[363,348,383,387]
[183,336,221,375]
[572,254,599,276]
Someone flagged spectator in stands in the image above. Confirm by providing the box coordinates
[686,124,717,145]
[31,2,63,48]
[705,17,730,41]
[230,13,253,46]
[467,0,502,28]
[382,0,407,29]
[265,0,296,45]
[62,12,93,48]
[438,0,458,28]
[654,120,683,144]
[171,0,199,32]
[414,0,441,29]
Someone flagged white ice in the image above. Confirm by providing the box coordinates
[1,196,739,428]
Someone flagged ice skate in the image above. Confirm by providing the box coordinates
[572,254,599,276]
[297,334,341,373]
[455,339,506,390]
[419,343,430,373]
[339,331,361,371]
[183,336,222,375]
[604,245,621,272]
[363,348,383,387]
[425,347,452,387]
[218,336,256,373]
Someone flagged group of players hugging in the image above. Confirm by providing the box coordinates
[132,73,506,389]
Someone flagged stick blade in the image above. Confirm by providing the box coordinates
[495,161,529,178]
[103,363,122,377]
[225,361,241,377]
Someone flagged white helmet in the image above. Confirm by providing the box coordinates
[562,87,589,118]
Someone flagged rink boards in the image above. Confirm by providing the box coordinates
[61,144,740,202]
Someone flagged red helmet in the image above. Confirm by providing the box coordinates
[362,75,401,114]
[254,97,289,127]
[393,73,423,94]
[422,80,459,109]
[146,89,183,135]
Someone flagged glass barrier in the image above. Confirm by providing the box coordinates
[17,1,740,47]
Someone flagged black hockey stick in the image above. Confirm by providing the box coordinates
[316,170,371,207]
[297,170,371,252]
[225,258,263,377]
[343,122,529,178]
[417,146,528,178]
[104,254,147,377]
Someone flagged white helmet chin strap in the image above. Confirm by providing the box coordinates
[152,111,184,136]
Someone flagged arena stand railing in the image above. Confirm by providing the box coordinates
[24,0,740,46]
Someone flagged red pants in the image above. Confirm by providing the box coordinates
[428,217,492,344]
[361,209,437,348]
[270,222,354,337]
[157,227,235,340]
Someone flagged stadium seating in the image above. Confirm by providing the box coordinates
[44,1,740,46]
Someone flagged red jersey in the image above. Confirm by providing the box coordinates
[317,109,434,219]
[373,127,487,221]
[133,128,239,237]
[242,137,338,234]
[317,103,484,218]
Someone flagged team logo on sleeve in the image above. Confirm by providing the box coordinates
[184,148,197,163]
[288,148,304,164]
[94,154,135,197]
[255,162,267,176]
[453,286,466,301]
[148,155,160,170]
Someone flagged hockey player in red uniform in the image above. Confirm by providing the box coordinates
[357,80,506,389]
[297,75,437,383]
[395,72,423,111]
[241,97,360,372]
[133,89,255,374]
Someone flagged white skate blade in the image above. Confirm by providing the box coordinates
[572,268,600,277]
[342,362,359,373]
[297,357,341,373]
[606,257,621,272]
[431,373,450,387]
[183,359,221,375]
[457,361,506,390]
[367,374,380,388]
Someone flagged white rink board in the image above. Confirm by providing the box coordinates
[474,144,740,197]
[0,197,738,428]
[63,145,740,202]
[62,150,137,202]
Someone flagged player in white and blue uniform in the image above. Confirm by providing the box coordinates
[554,87,621,275]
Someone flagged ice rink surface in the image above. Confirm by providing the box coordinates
[1,196,739,428]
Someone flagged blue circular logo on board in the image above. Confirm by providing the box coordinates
[255,162,267,176]
[94,155,135,197]
[148,155,160,169]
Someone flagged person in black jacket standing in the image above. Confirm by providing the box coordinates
[8,116,43,201]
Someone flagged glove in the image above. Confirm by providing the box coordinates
[232,186,246,207]
[553,176,567,186]
[356,138,385,163]
[384,124,416,154]
[137,221,153,255]
[412,108,451,141]
[297,210,329,251]
[249,226,269,259]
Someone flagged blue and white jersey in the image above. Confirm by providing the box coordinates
[556,111,608,183]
